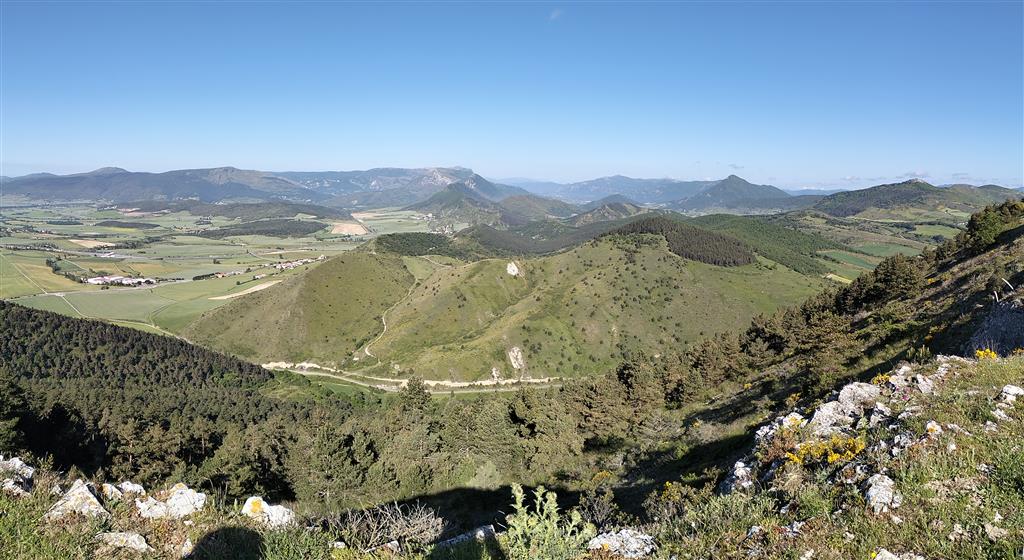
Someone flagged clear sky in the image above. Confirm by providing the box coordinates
[2,1,1022,188]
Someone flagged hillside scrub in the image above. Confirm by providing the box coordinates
[602,215,756,266]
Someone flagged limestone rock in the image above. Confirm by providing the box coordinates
[240,496,296,529]
[117,481,146,496]
[2,477,29,497]
[864,474,902,514]
[874,549,925,560]
[96,532,152,553]
[507,346,525,370]
[506,261,521,276]
[1000,384,1024,405]
[136,483,206,519]
[809,382,880,435]
[434,525,497,549]
[587,529,656,558]
[838,382,881,410]
[0,456,34,480]
[101,483,123,501]
[45,479,110,521]
[721,460,755,493]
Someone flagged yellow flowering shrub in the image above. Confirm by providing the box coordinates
[975,348,998,360]
[785,434,866,466]
[870,373,891,385]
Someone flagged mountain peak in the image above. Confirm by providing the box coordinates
[82,167,128,176]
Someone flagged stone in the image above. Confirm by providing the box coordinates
[991,408,1011,421]
[984,523,1008,541]
[915,374,935,395]
[506,261,520,276]
[101,483,123,501]
[1000,384,1024,405]
[117,481,145,496]
[587,529,656,558]
[756,412,806,444]
[136,483,206,519]
[240,496,296,529]
[45,479,110,521]
[2,478,29,497]
[0,456,34,481]
[874,549,925,560]
[809,401,855,434]
[837,382,881,410]
[507,346,525,370]
[721,460,755,493]
[864,474,902,514]
[331,541,347,549]
[180,537,194,557]
[434,525,497,549]
[96,532,152,553]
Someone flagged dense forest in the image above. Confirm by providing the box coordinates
[602,216,756,266]
[197,218,328,239]
[1,200,1021,522]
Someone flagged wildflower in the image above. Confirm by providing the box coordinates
[871,373,891,385]
[975,348,998,360]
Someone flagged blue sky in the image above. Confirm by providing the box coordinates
[2,1,1021,188]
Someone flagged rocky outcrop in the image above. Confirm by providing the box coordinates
[45,479,110,521]
[0,455,34,497]
[136,483,206,519]
[434,525,497,550]
[864,474,902,514]
[240,496,296,528]
[587,529,656,558]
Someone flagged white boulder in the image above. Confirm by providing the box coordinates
[506,261,520,276]
[45,479,110,521]
[864,474,902,514]
[587,529,656,558]
[117,481,146,496]
[136,483,206,519]
[1000,385,1024,405]
[240,496,296,529]
[721,460,755,493]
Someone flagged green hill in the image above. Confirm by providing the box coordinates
[814,179,1018,221]
[182,253,413,364]
[688,214,846,275]
[497,194,578,220]
[568,201,647,226]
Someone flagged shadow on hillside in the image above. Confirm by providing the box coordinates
[399,484,582,536]
[186,526,263,560]
[426,536,508,560]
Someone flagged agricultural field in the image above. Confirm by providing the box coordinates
[0,203,432,331]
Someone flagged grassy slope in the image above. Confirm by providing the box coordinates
[369,236,821,381]
[183,253,413,364]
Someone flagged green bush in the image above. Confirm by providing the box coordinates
[503,484,595,560]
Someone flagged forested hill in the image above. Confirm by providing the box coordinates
[602,215,756,266]
[0,301,353,497]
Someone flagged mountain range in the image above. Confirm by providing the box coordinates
[2,167,1017,224]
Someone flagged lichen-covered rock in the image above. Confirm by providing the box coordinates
[45,479,110,521]
[864,474,902,514]
[809,383,880,435]
[136,483,206,519]
[96,532,152,552]
[587,529,656,558]
[2,477,29,497]
[240,496,296,529]
[117,481,145,496]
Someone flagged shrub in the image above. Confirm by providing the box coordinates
[327,502,444,551]
[503,484,595,560]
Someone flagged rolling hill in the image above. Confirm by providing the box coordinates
[1,166,317,203]
[672,175,809,213]
[185,222,832,381]
[568,201,647,226]
[182,252,413,364]
[813,179,1019,221]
